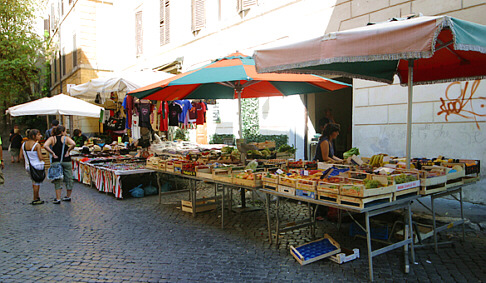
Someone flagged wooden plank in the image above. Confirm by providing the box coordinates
[277,185,295,196]
[393,187,419,201]
[317,191,339,203]
[317,182,340,194]
[340,183,396,198]
[419,183,446,195]
[339,193,392,209]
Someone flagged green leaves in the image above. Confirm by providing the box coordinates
[0,0,47,112]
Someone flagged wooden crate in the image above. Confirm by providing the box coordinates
[181,198,218,213]
[232,173,263,188]
[290,234,341,266]
[395,180,421,192]
[263,183,278,190]
[166,162,175,172]
[157,160,167,171]
[296,188,316,199]
[262,174,279,185]
[296,179,318,191]
[340,183,396,198]
[443,163,466,180]
[420,183,447,195]
[463,175,480,184]
[195,166,213,180]
[317,181,340,194]
[339,193,392,209]
[41,149,50,169]
[393,187,420,201]
[317,191,339,203]
[277,185,296,196]
[279,175,298,188]
[445,177,464,189]
[212,168,234,183]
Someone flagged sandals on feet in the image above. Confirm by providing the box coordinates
[31,199,45,205]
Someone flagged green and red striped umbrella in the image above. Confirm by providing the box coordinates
[129,52,349,100]
[128,52,350,136]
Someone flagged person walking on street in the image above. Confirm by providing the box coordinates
[43,126,76,204]
[44,119,59,140]
[9,128,22,163]
[20,129,45,205]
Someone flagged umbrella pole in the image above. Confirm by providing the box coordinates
[406,60,414,169]
[237,89,243,139]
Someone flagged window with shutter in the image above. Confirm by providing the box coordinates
[135,11,143,56]
[237,0,257,13]
[160,0,170,46]
[191,0,205,33]
[73,34,77,68]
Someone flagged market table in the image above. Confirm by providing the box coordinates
[72,157,156,199]
[149,167,263,228]
[260,188,417,281]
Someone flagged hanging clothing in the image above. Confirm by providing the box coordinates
[158,101,169,132]
[188,102,197,123]
[196,102,207,125]
[168,102,182,127]
[132,114,141,140]
[122,95,134,129]
[136,102,153,128]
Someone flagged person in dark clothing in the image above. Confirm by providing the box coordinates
[44,119,59,139]
[313,123,343,163]
[9,128,23,163]
[72,129,88,147]
[43,126,76,204]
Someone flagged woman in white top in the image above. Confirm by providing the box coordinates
[20,129,45,205]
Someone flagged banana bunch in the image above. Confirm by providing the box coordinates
[369,154,385,167]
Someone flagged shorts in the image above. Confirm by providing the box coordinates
[9,147,20,157]
[25,168,42,186]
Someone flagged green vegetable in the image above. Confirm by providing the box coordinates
[364,179,381,189]
[278,144,296,154]
[343,147,360,159]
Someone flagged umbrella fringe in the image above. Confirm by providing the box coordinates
[454,43,486,54]
[399,75,486,86]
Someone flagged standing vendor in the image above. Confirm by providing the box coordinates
[314,123,343,163]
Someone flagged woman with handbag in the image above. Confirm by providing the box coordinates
[19,129,46,205]
[43,126,76,204]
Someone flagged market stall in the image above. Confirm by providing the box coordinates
[142,146,480,281]
[72,154,155,199]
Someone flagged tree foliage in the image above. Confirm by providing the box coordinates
[0,0,47,111]
[241,98,259,138]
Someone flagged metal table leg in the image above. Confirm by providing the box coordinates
[365,211,373,281]
[460,187,465,242]
[192,179,197,218]
[403,208,410,274]
[408,203,415,263]
[431,196,438,253]
[265,193,272,244]
[275,196,280,246]
[221,184,225,229]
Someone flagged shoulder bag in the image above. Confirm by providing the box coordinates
[23,142,46,183]
[47,137,65,180]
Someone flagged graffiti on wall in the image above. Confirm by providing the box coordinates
[437,80,486,129]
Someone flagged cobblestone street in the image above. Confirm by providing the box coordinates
[1,155,485,282]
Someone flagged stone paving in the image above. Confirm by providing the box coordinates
[1,153,485,282]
